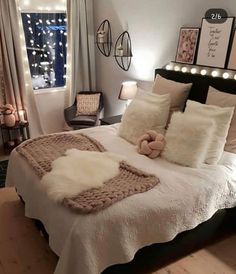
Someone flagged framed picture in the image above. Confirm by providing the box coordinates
[227,30,236,70]
[175,27,200,64]
[196,17,235,68]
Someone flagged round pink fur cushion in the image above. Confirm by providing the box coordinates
[137,130,165,159]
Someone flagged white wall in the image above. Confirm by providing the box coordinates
[93,0,236,116]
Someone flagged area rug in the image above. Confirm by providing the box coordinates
[0,160,8,188]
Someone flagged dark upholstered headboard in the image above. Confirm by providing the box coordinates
[155,69,236,104]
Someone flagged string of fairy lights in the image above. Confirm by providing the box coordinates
[22,12,67,90]
[165,62,236,80]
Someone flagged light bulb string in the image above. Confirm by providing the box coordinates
[62,14,67,79]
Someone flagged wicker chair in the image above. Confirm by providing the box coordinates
[64,91,104,130]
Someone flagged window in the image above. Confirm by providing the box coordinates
[21,12,67,90]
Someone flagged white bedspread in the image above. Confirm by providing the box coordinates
[6,124,236,274]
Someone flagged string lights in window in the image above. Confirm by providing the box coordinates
[20,12,67,90]
[165,61,236,80]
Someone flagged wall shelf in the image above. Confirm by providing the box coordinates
[114,31,132,71]
[95,20,112,57]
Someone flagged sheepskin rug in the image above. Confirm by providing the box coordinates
[41,149,124,202]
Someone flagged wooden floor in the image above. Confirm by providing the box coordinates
[0,187,236,274]
[0,187,57,274]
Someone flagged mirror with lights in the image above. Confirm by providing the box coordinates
[96,20,112,57]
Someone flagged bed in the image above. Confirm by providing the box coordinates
[6,68,236,274]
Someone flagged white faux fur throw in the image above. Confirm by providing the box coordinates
[41,149,124,202]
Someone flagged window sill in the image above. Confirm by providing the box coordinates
[34,87,66,95]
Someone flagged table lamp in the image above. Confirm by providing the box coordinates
[118,81,137,104]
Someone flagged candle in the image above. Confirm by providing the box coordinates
[18,110,25,122]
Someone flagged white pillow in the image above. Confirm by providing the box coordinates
[185,100,234,164]
[162,112,215,168]
[206,86,236,154]
[152,74,192,112]
[118,91,170,144]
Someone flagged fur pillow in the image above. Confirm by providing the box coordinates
[162,112,215,168]
[185,100,234,164]
[118,91,170,144]
[206,86,236,154]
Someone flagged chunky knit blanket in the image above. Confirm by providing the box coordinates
[16,133,105,178]
[17,133,159,213]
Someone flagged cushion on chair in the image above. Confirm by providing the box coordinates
[76,94,101,116]
[70,115,97,126]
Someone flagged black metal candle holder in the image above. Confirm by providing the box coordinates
[96,20,112,57]
[114,31,132,71]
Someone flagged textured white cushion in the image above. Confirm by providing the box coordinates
[118,91,170,144]
[76,93,100,115]
[162,112,215,168]
[206,86,236,154]
[152,74,192,112]
[185,100,234,164]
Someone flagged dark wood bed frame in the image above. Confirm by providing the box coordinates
[103,68,236,273]
[155,68,236,102]
[23,68,236,274]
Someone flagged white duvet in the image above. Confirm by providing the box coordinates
[6,124,236,274]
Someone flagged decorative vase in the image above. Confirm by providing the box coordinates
[4,113,16,127]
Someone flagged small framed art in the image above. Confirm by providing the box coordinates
[175,27,200,64]
[227,30,236,70]
[196,17,234,68]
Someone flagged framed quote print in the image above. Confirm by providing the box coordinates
[196,17,234,68]
[175,27,200,64]
[227,30,236,70]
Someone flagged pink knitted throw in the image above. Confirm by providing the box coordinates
[16,133,105,178]
[17,133,159,213]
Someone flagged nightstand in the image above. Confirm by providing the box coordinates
[100,114,122,125]
[0,121,30,153]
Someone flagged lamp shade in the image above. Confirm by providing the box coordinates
[118,81,137,100]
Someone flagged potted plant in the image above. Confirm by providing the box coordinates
[0,104,16,127]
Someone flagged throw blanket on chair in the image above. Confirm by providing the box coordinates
[16,133,159,214]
